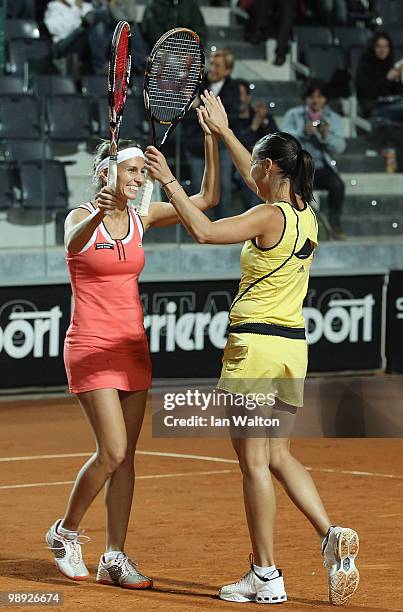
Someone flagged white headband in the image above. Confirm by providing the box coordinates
[95,147,145,176]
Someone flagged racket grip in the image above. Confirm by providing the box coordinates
[107,158,118,191]
[137,173,154,217]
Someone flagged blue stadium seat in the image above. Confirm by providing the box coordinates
[333,27,371,54]
[46,95,93,141]
[0,95,42,139]
[32,75,77,97]
[293,26,333,62]
[304,45,346,82]
[5,19,40,41]
[0,162,16,210]
[0,76,27,95]
[96,95,147,141]
[18,160,68,210]
[0,139,53,162]
[81,75,106,98]
[7,39,53,75]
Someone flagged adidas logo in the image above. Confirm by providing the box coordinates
[297,265,305,273]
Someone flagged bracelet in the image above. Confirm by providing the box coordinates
[168,186,184,203]
[162,178,177,188]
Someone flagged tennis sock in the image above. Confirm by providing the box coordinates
[104,550,124,563]
[253,563,277,579]
[57,522,79,540]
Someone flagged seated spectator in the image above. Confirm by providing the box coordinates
[141,0,207,50]
[44,0,112,74]
[183,48,240,218]
[356,31,403,122]
[92,1,148,72]
[7,0,36,19]
[281,79,347,240]
[311,0,347,26]
[233,79,278,209]
[244,0,298,66]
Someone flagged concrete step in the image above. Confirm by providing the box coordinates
[208,39,266,60]
[342,194,402,215]
[208,25,244,41]
[341,172,403,195]
[342,214,403,236]
[334,154,384,173]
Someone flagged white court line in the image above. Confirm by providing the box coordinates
[0,469,237,490]
[0,450,402,480]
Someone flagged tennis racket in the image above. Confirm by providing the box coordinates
[107,20,131,190]
[137,27,205,217]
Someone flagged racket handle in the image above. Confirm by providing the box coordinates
[137,171,154,217]
[107,158,118,191]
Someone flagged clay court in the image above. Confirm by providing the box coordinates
[1,389,403,612]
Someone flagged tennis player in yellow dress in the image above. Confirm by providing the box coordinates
[145,91,359,607]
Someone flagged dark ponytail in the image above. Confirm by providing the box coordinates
[298,149,315,205]
[253,132,315,204]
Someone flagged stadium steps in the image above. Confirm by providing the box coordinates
[207,39,266,60]
[333,154,385,173]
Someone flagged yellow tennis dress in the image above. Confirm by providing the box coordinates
[217,201,318,407]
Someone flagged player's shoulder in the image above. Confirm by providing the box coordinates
[65,203,94,224]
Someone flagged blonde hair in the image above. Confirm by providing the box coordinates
[92,139,143,195]
[210,48,235,71]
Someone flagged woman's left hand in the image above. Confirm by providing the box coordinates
[144,146,174,184]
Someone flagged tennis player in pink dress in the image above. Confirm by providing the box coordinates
[45,114,219,589]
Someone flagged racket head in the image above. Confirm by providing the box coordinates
[108,20,131,130]
[143,27,205,141]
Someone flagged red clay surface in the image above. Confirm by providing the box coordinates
[0,396,402,611]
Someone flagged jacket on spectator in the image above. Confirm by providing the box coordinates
[281,104,345,170]
[141,0,207,48]
[233,109,278,152]
[92,0,138,24]
[356,52,403,116]
[45,0,93,43]
[183,76,240,157]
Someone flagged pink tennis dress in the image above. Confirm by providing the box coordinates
[64,202,152,394]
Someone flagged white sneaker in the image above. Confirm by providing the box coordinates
[219,557,287,604]
[45,519,90,581]
[322,526,359,606]
[96,552,153,590]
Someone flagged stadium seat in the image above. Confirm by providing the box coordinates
[293,26,333,61]
[304,45,346,82]
[333,27,371,54]
[0,139,53,162]
[5,19,40,41]
[0,162,16,210]
[386,26,403,48]
[0,76,27,95]
[349,46,363,83]
[46,96,93,141]
[373,0,403,26]
[7,39,53,75]
[18,160,68,210]
[0,95,42,139]
[81,75,106,98]
[96,96,147,141]
[32,75,77,97]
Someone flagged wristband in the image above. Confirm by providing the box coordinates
[168,186,184,203]
[162,178,177,188]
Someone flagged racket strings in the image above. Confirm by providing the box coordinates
[111,27,130,114]
[148,32,202,122]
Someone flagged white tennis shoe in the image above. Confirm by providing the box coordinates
[322,526,359,606]
[219,557,287,604]
[45,519,90,581]
[96,552,153,590]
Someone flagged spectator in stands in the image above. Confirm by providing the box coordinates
[233,79,278,209]
[92,1,148,72]
[44,0,112,74]
[6,0,36,19]
[282,79,347,239]
[311,0,348,26]
[356,31,403,121]
[141,0,207,50]
[183,48,241,217]
[244,0,298,66]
